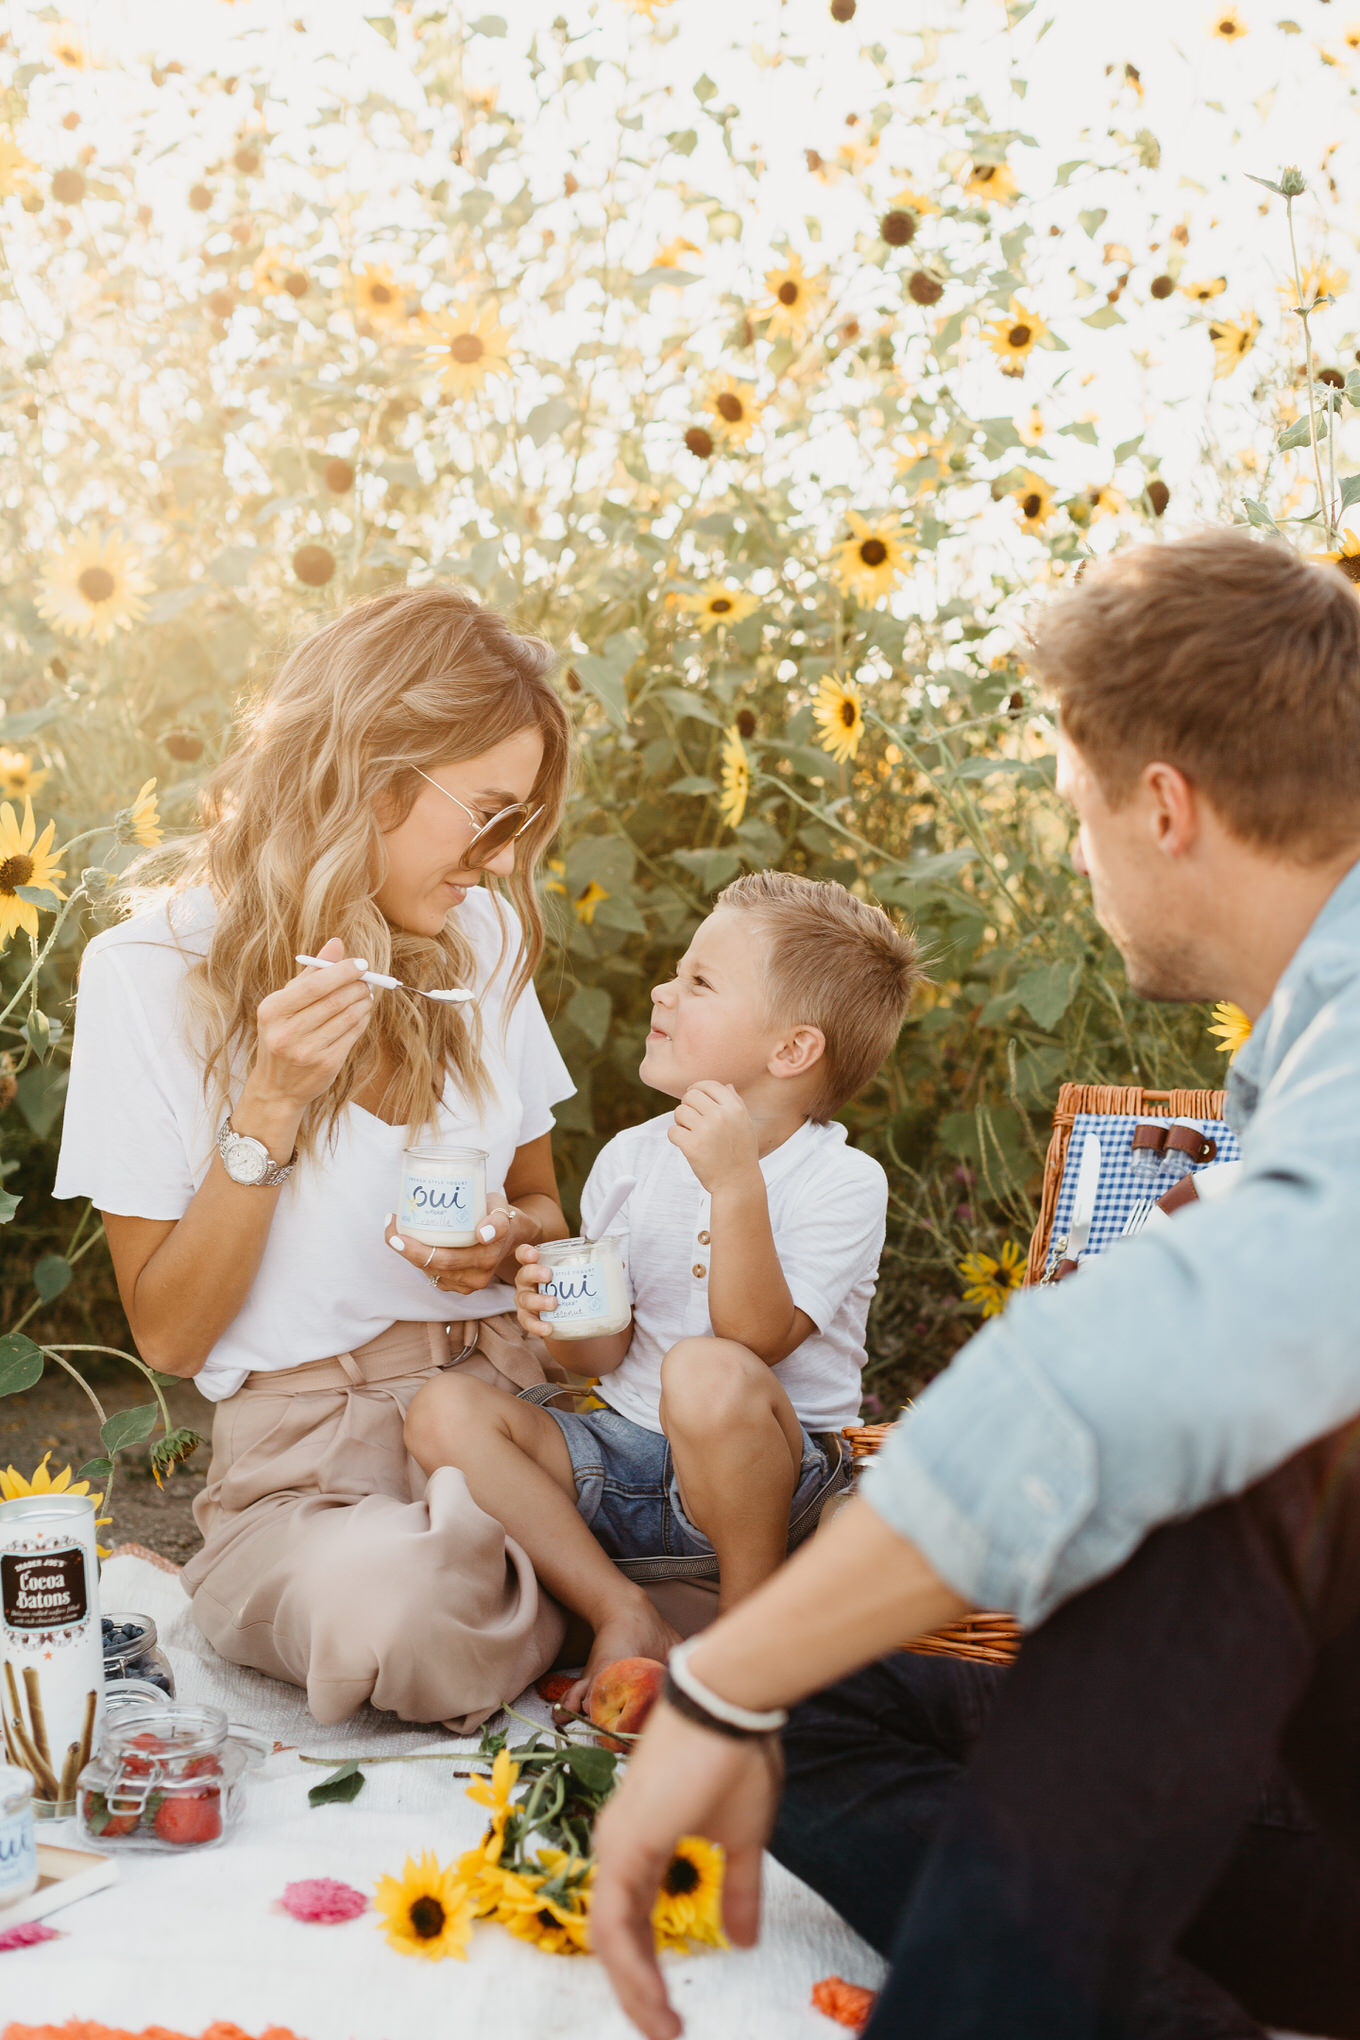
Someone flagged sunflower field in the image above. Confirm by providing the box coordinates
[2,0,1359,1419]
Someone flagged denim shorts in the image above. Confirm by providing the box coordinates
[518,1385,849,1584]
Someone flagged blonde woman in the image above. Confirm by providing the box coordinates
[54,586,576,1729]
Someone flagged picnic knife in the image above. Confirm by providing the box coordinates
[1049,1131,1102,1282]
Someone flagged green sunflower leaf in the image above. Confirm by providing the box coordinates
[308,1761,367,1808]
[1338,474,1360,511]
[0,1335,44,1397]
[100,1404,159,1455]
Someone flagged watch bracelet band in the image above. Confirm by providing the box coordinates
[667,1636,789,1735]
[661,1672,777,1742]
[217,1115,298,1186]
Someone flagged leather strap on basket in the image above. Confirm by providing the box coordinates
[1165,1125,1217,1162]
[1156,1173,1201,1217]
[1131,1122,1167,1152]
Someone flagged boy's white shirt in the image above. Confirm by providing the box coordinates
[578,1113,887,1435]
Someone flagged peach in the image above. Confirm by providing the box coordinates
[586,1656,666,1750]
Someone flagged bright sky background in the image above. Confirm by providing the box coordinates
[9,0,1360,572]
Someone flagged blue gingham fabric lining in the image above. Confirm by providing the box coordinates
[1043,1113,1242,1275]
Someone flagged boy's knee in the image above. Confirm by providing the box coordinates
[660,1336,769,1431]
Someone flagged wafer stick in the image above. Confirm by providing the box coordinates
[22,1665,52,1772]
[1,1710,22,1769]
[76,1687,97,1773]
[7,1710,59,1799]
[58,1739,82,1804]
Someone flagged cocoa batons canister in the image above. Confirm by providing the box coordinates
[0,1492,104,1818]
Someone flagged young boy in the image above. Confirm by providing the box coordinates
[404,871,921,1704]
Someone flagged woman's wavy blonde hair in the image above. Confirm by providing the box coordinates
[142,584,571,1156]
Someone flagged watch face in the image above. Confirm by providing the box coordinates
[225,1136,271,1185]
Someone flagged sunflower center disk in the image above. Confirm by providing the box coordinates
[664,1857,701,1896]
[1023,495,1042,518]
[710,597,732,613]
[370,285,393,305]
[0,854,34,895]
[716,392,743,422]
[77,567,116,604]
[778,282,798,305]
[859,539,888,566]
[450,334,485,364]
[1009,324,1031,346]
[409,1895,446,1939]
[839,702,856,729]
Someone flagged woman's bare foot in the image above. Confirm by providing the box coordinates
[557,1596,682,1719]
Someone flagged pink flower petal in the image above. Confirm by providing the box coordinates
[280,1877,368,1923]
[0,1920,61,1952]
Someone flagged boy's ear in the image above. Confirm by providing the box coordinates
[768,1025,826,1083]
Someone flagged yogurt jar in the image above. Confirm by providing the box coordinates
[0,1764,37,1908]
[398,1145,487,1247]
[538,1236,631,1340]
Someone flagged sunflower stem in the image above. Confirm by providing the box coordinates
[1285,191,1332,543]
[39,1348,114,1518]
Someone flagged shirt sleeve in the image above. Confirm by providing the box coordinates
[507,974,575,1146]
[579,1133,628,1239]
[52,938,199,1220]
[775,1152,887,1336]
[861,991,1360,1629]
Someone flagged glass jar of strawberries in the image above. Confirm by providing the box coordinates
[76,1702,268,1851]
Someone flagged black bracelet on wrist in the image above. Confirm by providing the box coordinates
[661,1671,778,1742]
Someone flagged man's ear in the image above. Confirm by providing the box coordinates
[1143,760,1201,860]
[769,1025,826,1082]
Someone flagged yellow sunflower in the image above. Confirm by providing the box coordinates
[465,1745,518,1841]
[812,675,865,765]
[574,881,609,925]
[891,182,940,223]
[986,299,1049,377]
[1181,277,1227,302]
[895,431,951,492]
[36,533,149,645]
[654,236,701,269]
[1286,260,1348,308]
[958,1241,1025,1317]
[1207,1000,1252,1059]
[0,749,49,802]
[1011,472,1056,532]
[1068,482,1125,528]
[349,263,409,331]
[0,137,36,202]
[1312,529,1360,584]
[965,160,1018,205]
[119,779,162,850]
[704,379,761,446]
[0,800,66,951]
[1,1452,107,1521]
[1017,409,1045,447]
[760,252,826,341]
[253,246,308,298]
[496,1858,592,1956]
[374,1851,473,1961]
[682,583,759,634]
[718,727,750,829]
[650,1836,727,1952]
[49,24,90,68]
[833,513,911,605]
[1208,4,1248,39]
[1207,314,1259,379]
[424,304,511,399]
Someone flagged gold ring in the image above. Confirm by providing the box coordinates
[423,1245,437,1269]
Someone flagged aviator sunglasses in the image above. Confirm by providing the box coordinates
[412,766,543,867]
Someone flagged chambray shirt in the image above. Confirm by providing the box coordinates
[863,857,1360,1629]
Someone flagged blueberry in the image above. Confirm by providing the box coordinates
[101,1618,114,1637]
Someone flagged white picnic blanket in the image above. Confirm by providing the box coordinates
[0,1551,885,2038]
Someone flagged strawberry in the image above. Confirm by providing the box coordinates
[182,1754,222,1780]
[151,1788,222,1846]
[82,1789,140,1839]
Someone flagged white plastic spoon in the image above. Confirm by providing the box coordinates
[584,1176,636,1241]
[294,954,475,1004]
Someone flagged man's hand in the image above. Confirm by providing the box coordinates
[590,1702,783,2040]
[667,1081,761,1195]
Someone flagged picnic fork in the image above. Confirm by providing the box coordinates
[1120,1198,1157,1239]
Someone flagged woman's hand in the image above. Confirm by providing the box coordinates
[385,1195,541,1295]
[590,1705,782,2040]
[247,936,374,1115]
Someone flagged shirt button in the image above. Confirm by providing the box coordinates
[697,1230,711,1245]
[1021,1474,1059,1516]
[692,1263,706,1279]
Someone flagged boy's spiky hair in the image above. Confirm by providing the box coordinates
[715,871,922,1119]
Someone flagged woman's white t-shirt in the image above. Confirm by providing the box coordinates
[53,886,574,1402]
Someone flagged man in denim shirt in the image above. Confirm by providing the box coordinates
[590,530,1360,2040]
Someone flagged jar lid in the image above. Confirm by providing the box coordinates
[0,1763,33,1797]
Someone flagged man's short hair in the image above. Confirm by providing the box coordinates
[1029,528,1360,864]
[714,871,921,1119]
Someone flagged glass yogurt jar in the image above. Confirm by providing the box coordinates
[537,1235,631,1340]
[0,1764,37,1908]
[398,1145,488,1247]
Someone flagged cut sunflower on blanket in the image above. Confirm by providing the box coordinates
[651,1835,728,1952]
[374,1850,474,1960]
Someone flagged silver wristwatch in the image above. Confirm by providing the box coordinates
[215,1116,297,1188]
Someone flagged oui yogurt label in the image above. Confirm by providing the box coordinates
[397,1149,487,1247]
[541,1239,631,1339]
[0,1803,35,1901]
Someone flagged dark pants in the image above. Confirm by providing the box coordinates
[771,1421,1360,2039]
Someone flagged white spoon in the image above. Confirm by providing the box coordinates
[294,954,475,1004]
[584,1176,636,1241]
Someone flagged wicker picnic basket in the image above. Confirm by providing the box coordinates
[842,1082,1229,1666]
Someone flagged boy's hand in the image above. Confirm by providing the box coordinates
[668,1081,761,1193]
[513,1241,558,1337]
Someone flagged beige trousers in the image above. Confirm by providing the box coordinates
[181,1315,567,1733]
